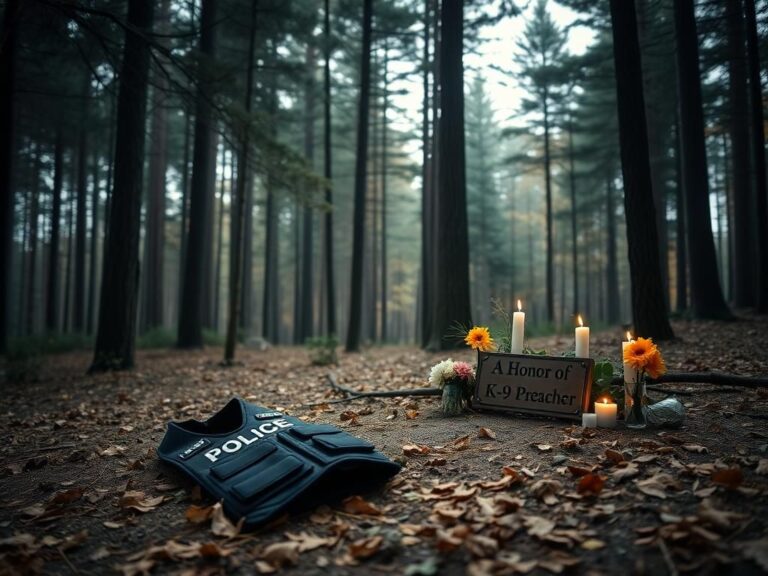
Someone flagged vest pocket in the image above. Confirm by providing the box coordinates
[210,442,277,481]
[232,455,306,501]
[311,432,375,453]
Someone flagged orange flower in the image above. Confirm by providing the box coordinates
[623,337,657,372]
[465,326,494,352]
[645,349,667,379]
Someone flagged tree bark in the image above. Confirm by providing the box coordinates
[90,0,154,371]
[609,0,674,339]
[300,43,316,344]
[141,0,170,332]
[74,76,89,334]
[426,0,472,350]
[46,127,63,332]
[25,144,41,335]
[674,118,688,312]
[224,0,257,364]
[567,116,579,315]
[0,0,19,353]
[214,146,226,332]
[323,0,337,337]
[543,96,554,324]
[380,43,389,342]
[178,0,217,348]
[419,0,432,348]
[87,152,99,334]
[345,0,373,353]
[673,0,731,319]
[743,0,767,312]
[262,42,280,345]
[605,175,620,324]
[726,0,755,308]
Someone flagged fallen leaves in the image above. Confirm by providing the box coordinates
[576,473,605,495]
[477,427,496,440]
[118,490,165,514]
[710,467,743,490]
[341,495,381,516]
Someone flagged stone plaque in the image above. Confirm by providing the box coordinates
[473,352,593,420]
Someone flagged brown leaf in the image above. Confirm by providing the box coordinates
[478,427,496,440]
[577,474,605,495]
[285,531,337,552]
[530,479,562,505]
[567,465,590,478]
[604,449,625,465]
[185,504,214,524]
[451,435,471,451]
[261,541,300,567]
[118,491,164,513]
[755,459,768,476]
[402,443,431,456]
[612,463,640,482]
[100,445,127,457]
[340,411,360,425]
[405,409,419,420]
[50,487,85,506]
[210,502,243,537]
[341,495,381,516]
[682,444,709,454]
[534,444,552,452]
[425,457,447,467]
[348,535,383,560]
[711,467,743,490]
[524,515,555,537]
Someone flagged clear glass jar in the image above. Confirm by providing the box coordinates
[624,379,647,429]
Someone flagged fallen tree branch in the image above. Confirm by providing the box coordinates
[309,371,768,407]
[611,372,768,389]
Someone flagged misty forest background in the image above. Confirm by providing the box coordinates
[0,0,766,371]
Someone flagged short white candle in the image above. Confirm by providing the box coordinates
[595,398,617,428]
[582,413,597,428]
[622,332,637,383]
[575,315,590,358]
[510,299,525,354]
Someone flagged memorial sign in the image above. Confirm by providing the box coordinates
[473,352,593,420]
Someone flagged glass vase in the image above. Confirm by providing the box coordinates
[624,379,647,429]
[441,380,464,416]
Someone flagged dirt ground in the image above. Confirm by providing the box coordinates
[1,317,768,575]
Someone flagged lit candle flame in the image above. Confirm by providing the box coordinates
[517,299,522,312]
[601,397,609,404]
[577,315,583,327]
[626,331,632,341]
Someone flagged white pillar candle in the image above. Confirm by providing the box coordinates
[622,332,637,383]
[510,299,525,354]
[595,398,617,428]
[581,413,597,428]
[575,315,590,358]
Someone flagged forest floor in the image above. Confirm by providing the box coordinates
[1,316,768,576]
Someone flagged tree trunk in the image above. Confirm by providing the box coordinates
[323,0,336,337]
[419,0,432,347]
[214,146,226,332]
[26,144,41,335]
[568,116,578,315]
[178,104,192,317]
[240,165,254,332]
[426,0,472,350]
[178,0,217,348]
[74,76,89,333]
[141,0,170,332]
[90,0,154,371]
[224,0,257,364]
[87,152,99,334]
[605,175,620,324]
[300,43,316,344]
[743,0,767,312]
[0,0,19,353]
[543,96,554,324]
[46,128,63,332]
[673,0,731,319]
[380,43,388,342]
[609,0,674,339]
[726,0,755,308]
[674,118,688,312]
[345,0,373,353]
[64,179,74,333]
[262,42,280,345]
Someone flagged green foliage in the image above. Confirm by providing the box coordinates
[137,328,176,349]
[5,334,92,382]
[306,335,339,366]
[591,359,617,399]
[203,330,225,347]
